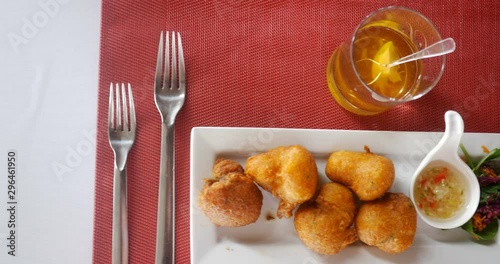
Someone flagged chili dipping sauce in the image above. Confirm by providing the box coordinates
[414,166,465,219]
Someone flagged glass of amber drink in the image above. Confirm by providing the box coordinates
[326,6,446,115]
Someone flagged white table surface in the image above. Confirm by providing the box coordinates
[0,0,101,263]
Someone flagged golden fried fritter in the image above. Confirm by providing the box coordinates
[245,145,319,218]
[325,150,395,201]
[198,158,263,227]
[212,158,244,178]
[294,183,358,255]
[355,193,417,254]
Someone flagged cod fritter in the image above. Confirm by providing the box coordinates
[355,192,417,254]
[325,150,395,201]
[294,183,358,255]
[198,158,263,227]
[245,145,319,218]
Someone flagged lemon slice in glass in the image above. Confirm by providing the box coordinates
[371,41,402,84]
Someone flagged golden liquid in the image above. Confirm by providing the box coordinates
[327,21,422,115]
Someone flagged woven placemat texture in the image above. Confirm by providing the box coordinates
[94,1,500,263]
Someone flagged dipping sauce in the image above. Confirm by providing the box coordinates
[414,166,464,219]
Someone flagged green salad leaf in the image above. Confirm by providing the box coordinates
[462,218,498,240]
[480,184,500,203]
[472,148,500,174]
[459,144,500,241]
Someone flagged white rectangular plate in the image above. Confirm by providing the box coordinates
[190,127,500,264]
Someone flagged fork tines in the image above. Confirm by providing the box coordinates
[108,83,136,132]
[155,31,185,92]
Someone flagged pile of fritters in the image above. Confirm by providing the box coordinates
[197,146,417,255]
[322,150,416,254]
[198,145,318,226]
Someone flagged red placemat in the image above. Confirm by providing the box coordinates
[93,1,500,263]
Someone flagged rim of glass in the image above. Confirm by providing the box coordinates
[349,6,446,102]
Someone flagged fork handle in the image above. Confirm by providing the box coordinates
[112,166,129,264]
[155,122,175,264]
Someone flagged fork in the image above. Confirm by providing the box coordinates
[153,31,185,264]
[108,83,136,264]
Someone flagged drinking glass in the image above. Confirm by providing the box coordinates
[326,6,446,115]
